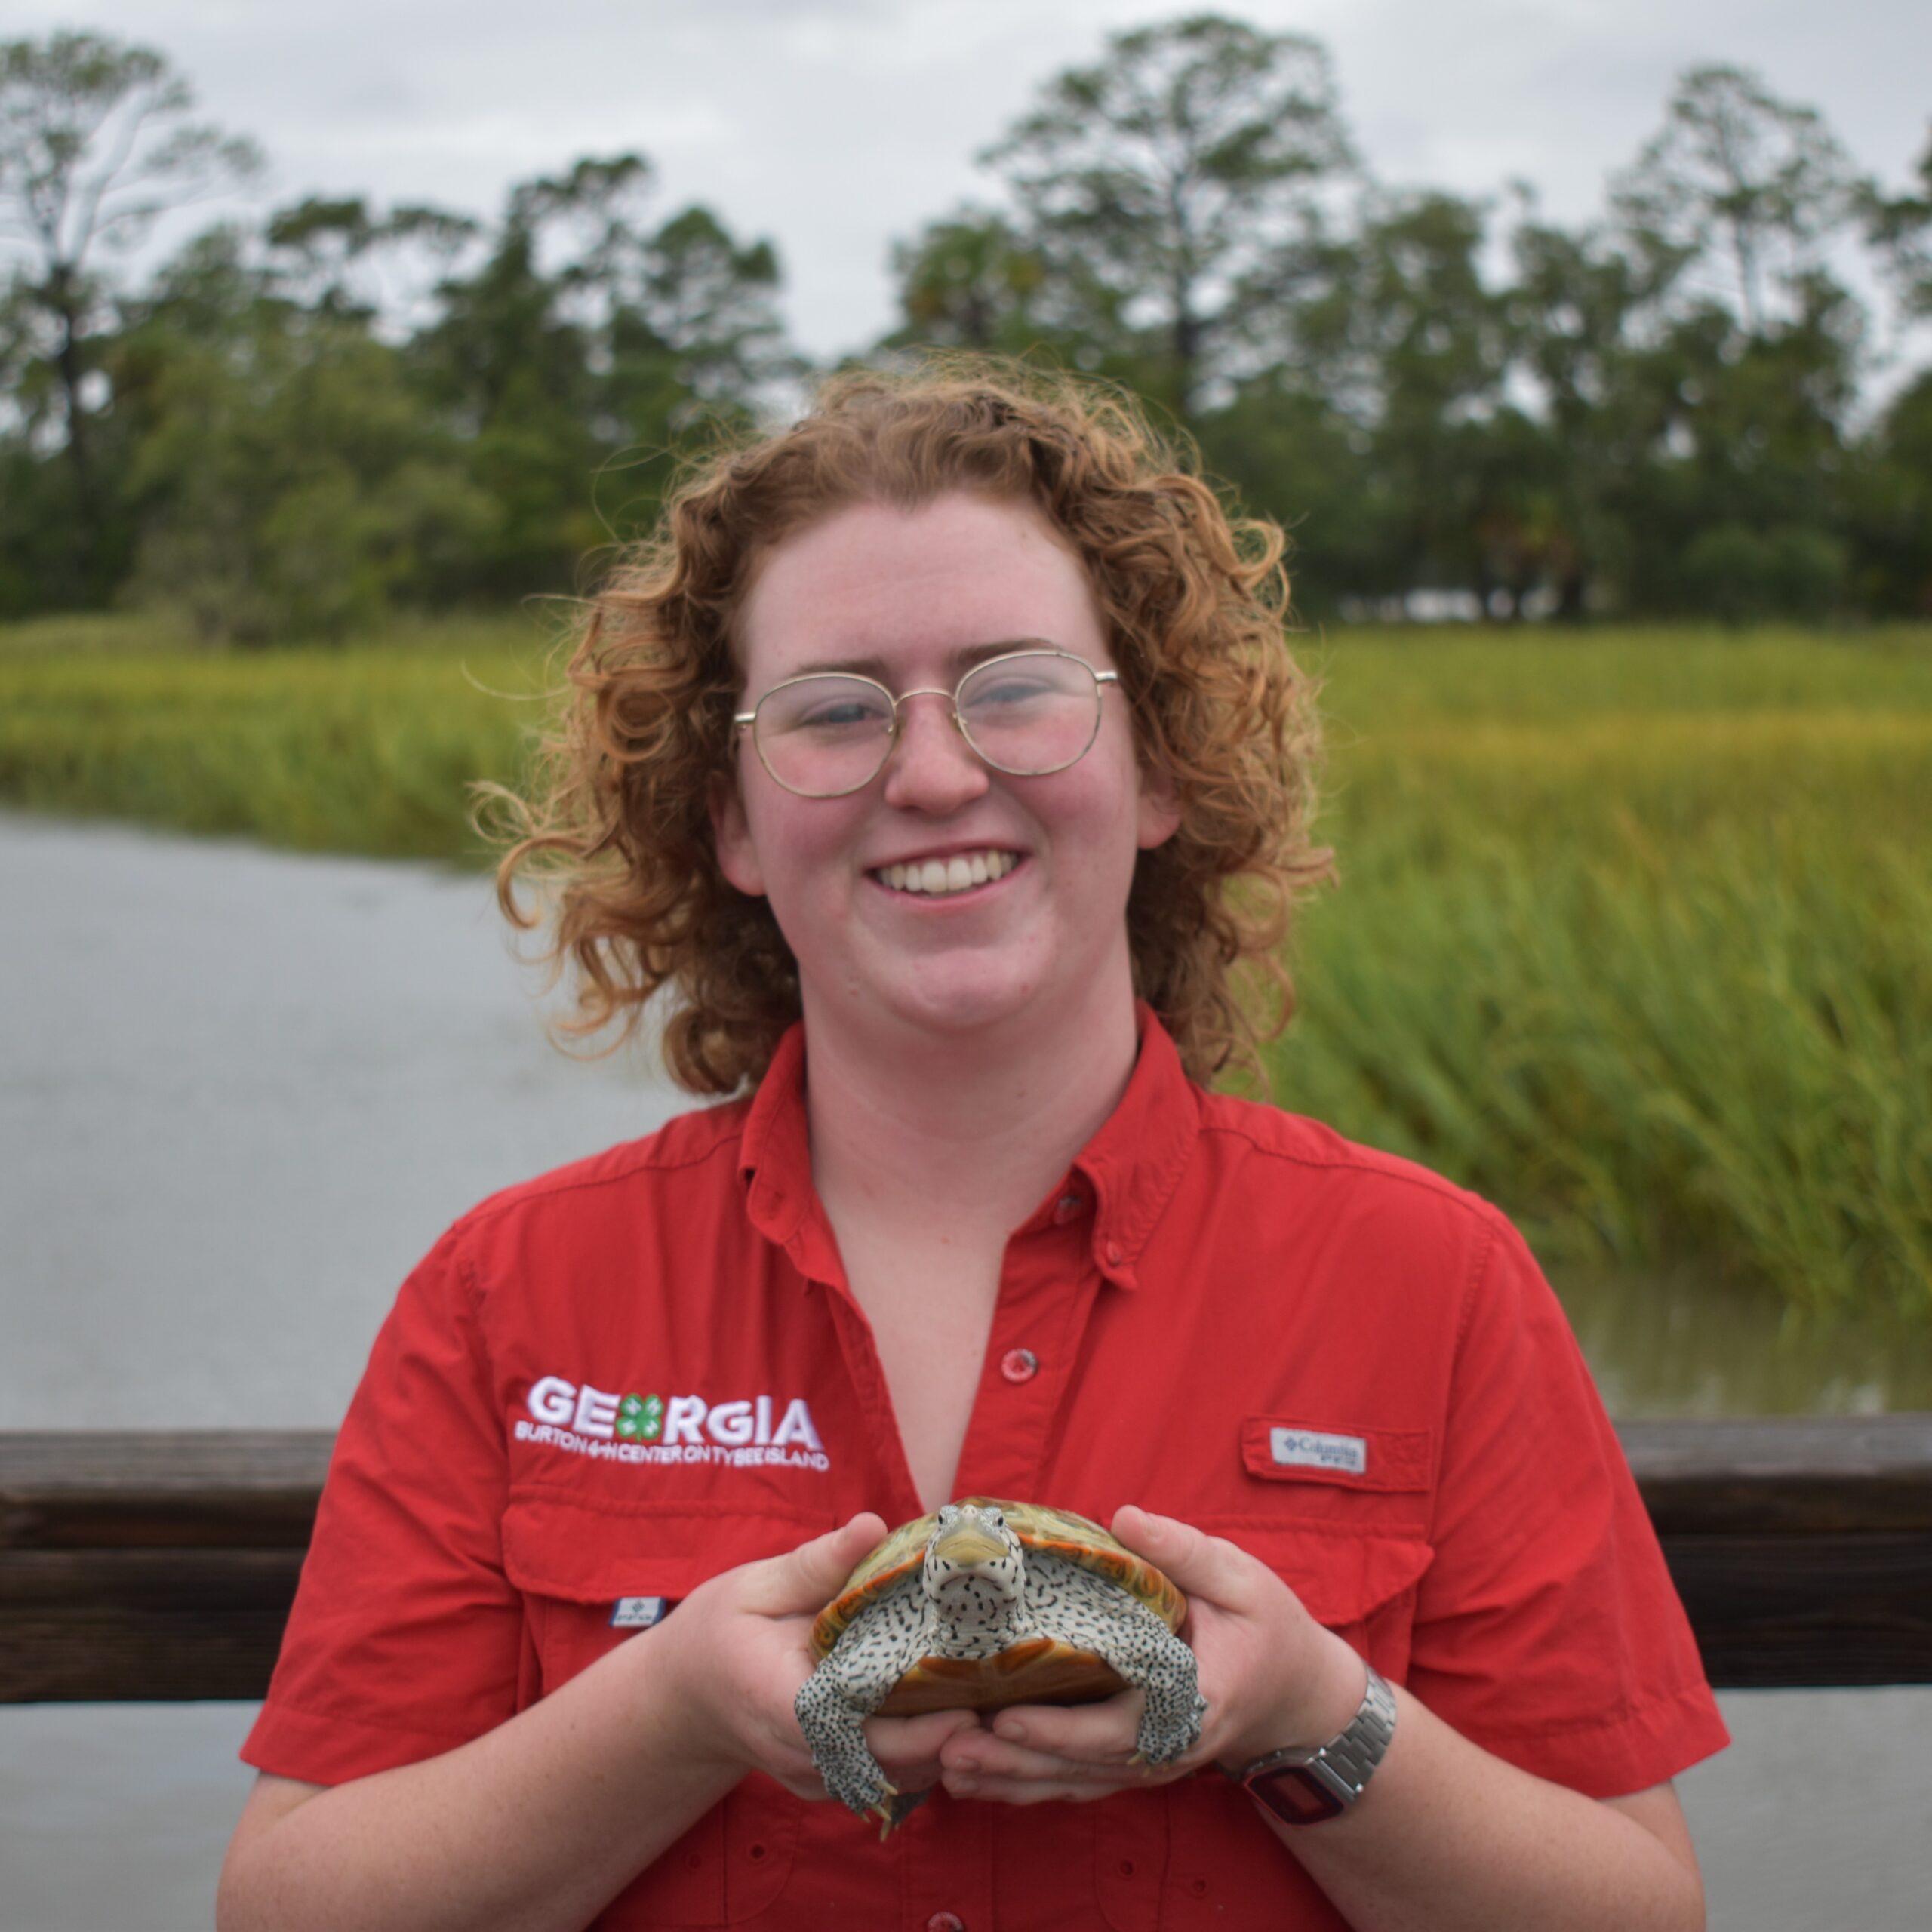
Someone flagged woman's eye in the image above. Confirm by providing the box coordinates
[968,678,1050,709]
[795,696,888,731]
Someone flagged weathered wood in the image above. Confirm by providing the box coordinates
[2,1423,1930,1702]
[0,1429,331,1552]
[1618,1416,1932,1534]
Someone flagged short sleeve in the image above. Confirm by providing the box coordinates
[242,1223,524,1784]
[1406,1208,1729,1796]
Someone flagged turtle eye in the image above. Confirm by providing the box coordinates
[984,1506,1004,1527]
[937,1505,958,1525]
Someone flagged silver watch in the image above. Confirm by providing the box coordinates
[1224,1663,1398,1826]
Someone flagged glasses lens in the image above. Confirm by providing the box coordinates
[956,652,1102,775]
[753,675,895,795]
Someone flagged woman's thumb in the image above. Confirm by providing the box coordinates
[755,1512,887,1616]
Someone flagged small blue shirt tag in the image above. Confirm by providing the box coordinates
[611,1595,670,1629]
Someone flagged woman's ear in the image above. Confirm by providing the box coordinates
[1135,761,1182,851]
[708,770,767,897]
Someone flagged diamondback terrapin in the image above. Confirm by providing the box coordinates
[795,1497,1208,1833]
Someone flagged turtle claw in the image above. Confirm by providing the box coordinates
[869,1786,930,1840]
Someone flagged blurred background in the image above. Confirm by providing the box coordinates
[2,4,1929,1927]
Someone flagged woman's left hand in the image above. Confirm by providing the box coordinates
[935,1503,1369,1806]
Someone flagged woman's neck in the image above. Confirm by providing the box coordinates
[799,979,1142,1252]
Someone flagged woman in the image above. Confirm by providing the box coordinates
[219,368,1726,1931]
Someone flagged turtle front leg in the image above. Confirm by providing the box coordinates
[794,1596,933,1835]
[1122,1622,1210,1766]
[794,1662,919,1833]
[1041,1564,1209,1767]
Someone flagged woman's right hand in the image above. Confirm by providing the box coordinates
[654,1512,982,1806]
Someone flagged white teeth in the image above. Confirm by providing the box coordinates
[876,850,1017,896]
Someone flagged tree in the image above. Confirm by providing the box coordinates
[415,155,793,593]
[1863,129,1932,323]
[886,208,1051,355]
[0,31,260,537]
[1610,65,1860,336]
[981,13,1355,418]
[112,223,495,641]
[263,194,478,321]
[1506,202,1672,615]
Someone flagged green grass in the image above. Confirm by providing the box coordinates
[0,613,558,859]
[1271,626,1932,1324]
[3,613,1928,1324]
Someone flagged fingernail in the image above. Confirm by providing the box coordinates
[951,1774,978,1795]
[994,1717,1027,1743]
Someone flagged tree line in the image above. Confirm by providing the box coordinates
[3,17,1930,638]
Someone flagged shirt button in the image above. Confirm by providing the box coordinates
[1052,1191,1084,1223]
[927,1915,967,1932]
[1000,1347,1039,1383]
[1104,1241,1124,1268]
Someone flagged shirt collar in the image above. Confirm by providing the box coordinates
[738,1004,1201,1292]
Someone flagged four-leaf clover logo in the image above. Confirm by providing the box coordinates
[616,1392,663,1441]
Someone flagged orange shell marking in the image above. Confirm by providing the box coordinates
[809,1497,1186,1660]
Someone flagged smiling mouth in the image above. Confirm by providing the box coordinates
[873,849,1020,897]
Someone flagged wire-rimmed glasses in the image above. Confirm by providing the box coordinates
[733,647,1121,798]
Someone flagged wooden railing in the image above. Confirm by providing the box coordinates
[3,1419,1930,1702]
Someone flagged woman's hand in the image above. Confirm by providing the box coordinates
[935,1504,1367,1806]
[654,1512,983,1806]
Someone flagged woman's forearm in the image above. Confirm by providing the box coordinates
[216,1626,742,1932]
[1275,1685,1705,1932]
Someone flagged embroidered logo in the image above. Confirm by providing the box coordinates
[516,1375,829,1471]
[617,1394,663,1441]
[1269,1426,1368,1476]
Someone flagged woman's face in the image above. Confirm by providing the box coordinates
[711,492,1179,1051]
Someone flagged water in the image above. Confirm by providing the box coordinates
[2,813,1927,1929]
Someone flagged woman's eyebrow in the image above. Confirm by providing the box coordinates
[789,638,1055,681]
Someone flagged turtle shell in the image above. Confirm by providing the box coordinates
[810,1498,1187,1714]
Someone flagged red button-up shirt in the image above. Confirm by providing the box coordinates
[246,1014,1727,1929]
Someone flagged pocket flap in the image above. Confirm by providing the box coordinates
[1205,1518,1433,1630]
[1240,1416,1432,1494]
[502,1494,830,1602]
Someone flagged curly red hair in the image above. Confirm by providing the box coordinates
[491,361,1329,1093]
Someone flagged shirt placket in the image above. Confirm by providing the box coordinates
[951,1185,1108,1502]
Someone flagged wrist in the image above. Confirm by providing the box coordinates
[623,1607,746,1788]
[1217,1629,1367,1776]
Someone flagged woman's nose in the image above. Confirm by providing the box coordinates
[879,693,990,814]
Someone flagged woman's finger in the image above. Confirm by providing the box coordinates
[981,1692,1143,1762]
[868,1707,983,1769]
[943,1726,1145,1784]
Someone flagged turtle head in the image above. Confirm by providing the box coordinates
[922,1501,1026,1621]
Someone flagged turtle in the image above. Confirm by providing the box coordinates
[795,1497,1208,1834]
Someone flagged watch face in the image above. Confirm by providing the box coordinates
[1247,1764,1347,1826]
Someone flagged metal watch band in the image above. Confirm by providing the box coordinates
[1225,1663,1398,1826]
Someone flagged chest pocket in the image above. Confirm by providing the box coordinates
[501,1494,829,1928]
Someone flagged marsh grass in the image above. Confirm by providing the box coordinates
[0,615,556,858]
[1268,626,1932,1323]
[2,615,1928,1321]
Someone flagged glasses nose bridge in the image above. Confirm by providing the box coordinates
[888,682,971,746]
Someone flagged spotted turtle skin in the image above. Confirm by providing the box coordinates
[795,1498,1207,1833]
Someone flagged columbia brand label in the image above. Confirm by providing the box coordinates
[1269,1426,1368,1475]
[611,1596,670,1629]
[517,1374,830,1472]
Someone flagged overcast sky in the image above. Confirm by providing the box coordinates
[13,0,1931,357]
